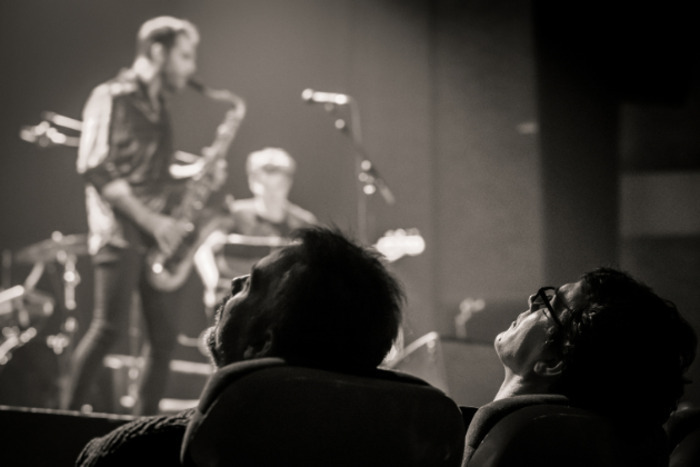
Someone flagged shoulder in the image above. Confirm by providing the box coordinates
[84,72,138,113]
[91,70,138,98]
[107,69,139,96]
[76,409,194,467]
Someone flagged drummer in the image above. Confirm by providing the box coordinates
[194,147,318,311]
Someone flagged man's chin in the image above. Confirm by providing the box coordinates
[493,332,506,353]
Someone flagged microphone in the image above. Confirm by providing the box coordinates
[301,89,350,106]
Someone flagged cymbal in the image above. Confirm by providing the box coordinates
[15,232,88,264]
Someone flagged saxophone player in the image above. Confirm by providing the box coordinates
[67,16,237,415]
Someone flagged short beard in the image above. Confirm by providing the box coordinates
[202,326,225,368]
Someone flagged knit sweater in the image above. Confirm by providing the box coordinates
[75,408,195,466]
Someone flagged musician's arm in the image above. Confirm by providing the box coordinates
[76,84,115,184]
[101,180,188,257]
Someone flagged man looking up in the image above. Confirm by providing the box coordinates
[493,267,696,428]
[462,267,697,466]
[76,227,405,465]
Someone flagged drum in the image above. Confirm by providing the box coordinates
[0,288,61,409]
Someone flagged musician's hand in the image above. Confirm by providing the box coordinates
[150,214,193,257]
[211,158,227,190]
[201,146,228,190]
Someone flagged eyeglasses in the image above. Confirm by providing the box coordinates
[533,287,568,329]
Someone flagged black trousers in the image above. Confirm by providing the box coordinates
[66,245,177,415]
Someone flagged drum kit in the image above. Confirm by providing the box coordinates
[0,231,87,407]
[0,229,299,409]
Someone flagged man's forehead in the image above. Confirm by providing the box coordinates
[254,247,296,275]
[558,280,583,297]
[555,280,585,313]
[255,250,282,270]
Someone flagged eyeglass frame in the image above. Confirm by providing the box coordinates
[534,286,571,330]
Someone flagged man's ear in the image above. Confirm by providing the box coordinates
[242,330,275,360]
[534,358,564,377]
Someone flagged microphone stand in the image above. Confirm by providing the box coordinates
[319,97,395,244]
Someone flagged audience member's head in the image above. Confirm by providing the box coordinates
[245,147,296,201]
[204,226,404,372]
[495,267,696,427]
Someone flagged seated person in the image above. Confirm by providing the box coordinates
[194,147,317,313]
[463,267,697,466]
[76,227,405,466]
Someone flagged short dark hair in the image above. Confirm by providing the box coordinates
[553,267,696,426]
[135,16,199,57]
[264,227,404,371]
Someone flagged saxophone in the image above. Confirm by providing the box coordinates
[145,80,246,291]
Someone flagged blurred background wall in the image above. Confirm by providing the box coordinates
[1,0,698,410]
